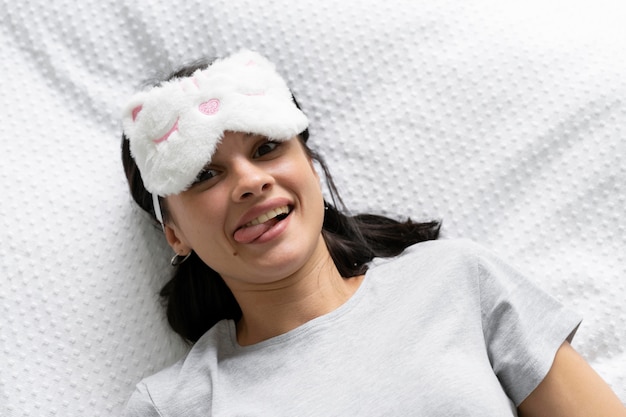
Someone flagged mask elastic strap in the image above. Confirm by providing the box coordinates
[152,193,164,230]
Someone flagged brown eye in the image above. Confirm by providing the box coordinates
[193,168,218,185]
[253,141,280,158]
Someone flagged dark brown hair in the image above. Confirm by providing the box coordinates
[121,59,441,343]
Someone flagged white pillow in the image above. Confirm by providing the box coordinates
[1,0,624,415]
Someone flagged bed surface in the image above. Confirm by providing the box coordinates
[1,0,625,414]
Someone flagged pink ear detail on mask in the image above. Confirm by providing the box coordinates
[132,105,143,121]
[245,60,256,66]
[153,118,180,144]
[199,99,220,115]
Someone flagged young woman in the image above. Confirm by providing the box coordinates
[121,50,626,416]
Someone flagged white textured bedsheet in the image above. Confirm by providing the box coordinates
[1,0,625,415]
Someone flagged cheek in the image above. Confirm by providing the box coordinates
[191,207,224,240]
[289,161,325,214]
[303,165,324,201]
[284,155,321,188]
[174,198,227,249]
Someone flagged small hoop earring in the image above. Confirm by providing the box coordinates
[170,252,192,266]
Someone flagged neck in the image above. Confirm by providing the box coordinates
[230,238,364,346]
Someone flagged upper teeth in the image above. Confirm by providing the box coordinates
[245,206,290,227]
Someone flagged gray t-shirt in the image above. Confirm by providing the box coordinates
[123,239,581,416]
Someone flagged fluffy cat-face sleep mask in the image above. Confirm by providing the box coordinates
[122,49,309,199]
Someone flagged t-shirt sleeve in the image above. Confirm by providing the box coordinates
[470,242,582,406]
[121,383,163,417]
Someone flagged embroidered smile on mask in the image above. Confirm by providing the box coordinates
[122,49,309,198]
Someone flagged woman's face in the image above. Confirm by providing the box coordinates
[164,131,327,288]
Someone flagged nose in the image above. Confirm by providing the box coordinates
[230,159,274,201]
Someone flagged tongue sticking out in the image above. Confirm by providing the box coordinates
[234,217,281,244]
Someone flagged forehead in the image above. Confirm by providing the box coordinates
[208,132,261,162]
[214,131,263,152]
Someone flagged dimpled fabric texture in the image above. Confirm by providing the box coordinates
[1,0,625,415]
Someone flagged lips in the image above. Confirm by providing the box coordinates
[234,201,292,244]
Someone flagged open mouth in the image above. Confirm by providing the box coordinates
[243,205,291,227]
[234,205,292,244]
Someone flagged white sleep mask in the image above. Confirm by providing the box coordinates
[122,49,309,197]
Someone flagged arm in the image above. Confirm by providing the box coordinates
[518,342,626,417]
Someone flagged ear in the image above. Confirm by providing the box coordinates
[163,222,192,255]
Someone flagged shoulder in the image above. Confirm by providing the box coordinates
[392,237,491,260]
[122,321,231,416]
[121,362,182,416]
[370,238,490,276]
[363,239,493,301]
[366,238,527,302]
